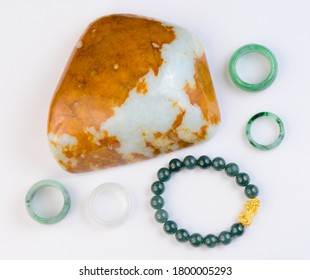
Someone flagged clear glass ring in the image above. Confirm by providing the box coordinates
[89,183,132,226]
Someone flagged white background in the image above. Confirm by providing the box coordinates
[0,0,309,260]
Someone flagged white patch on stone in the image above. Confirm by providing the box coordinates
[152,42,160,48]
[95,24,216,160]
[75,40,83,49]
[48,133,78,167]
[86,127,103,146]
[49,133,77,147]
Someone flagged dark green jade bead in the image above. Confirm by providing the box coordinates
[212,157,226,171]
[151,181,165,195]
[164,220,178,234]
[231,223,244,237]
[225,162,239,177]
[218,231,232,245]
[150,196,164,209]
[236,172,250,186]
[183,155,197,169]
[155,209,169,223]
[197,155,212,169]
[204,234,219,248]
[189,233,204,247]
[157,168,171,182]
[245,184,259,198]
[169,158,183,172]
[175,229,190,243]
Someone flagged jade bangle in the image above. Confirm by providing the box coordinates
[229,44,278,92]
[246,112,285,150]
[25,180,71,224]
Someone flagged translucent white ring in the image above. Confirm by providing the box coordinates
[89,183,132,226]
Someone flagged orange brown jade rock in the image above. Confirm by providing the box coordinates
[47,14,221,173]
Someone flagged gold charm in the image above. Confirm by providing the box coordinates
[238,198,260,227]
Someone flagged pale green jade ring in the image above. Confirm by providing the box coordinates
[246,112,285,150]
[25,180,71,224]
[229,44,278,92]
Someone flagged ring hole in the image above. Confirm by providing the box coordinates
[236,52,271,84]
[32,186,64,218]
[250,116,280,145]
[90,184,130,225]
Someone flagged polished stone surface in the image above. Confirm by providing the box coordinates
[48,14,221,173]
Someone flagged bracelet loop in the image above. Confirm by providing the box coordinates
[150,155,260,248]
[229,44,278,92]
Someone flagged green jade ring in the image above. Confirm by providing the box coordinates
[25,180,71,224]
[150,155,260,248]
[246,112,285,150]
[229,44,278,92]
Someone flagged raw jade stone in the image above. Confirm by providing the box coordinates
[48,14,221,173]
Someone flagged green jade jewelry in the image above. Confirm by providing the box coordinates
[229,44,278,92]
[246,112,285,150]
[25,180,71,224]
[150,156,260,248]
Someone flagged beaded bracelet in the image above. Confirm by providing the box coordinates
[150,155,260,248]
